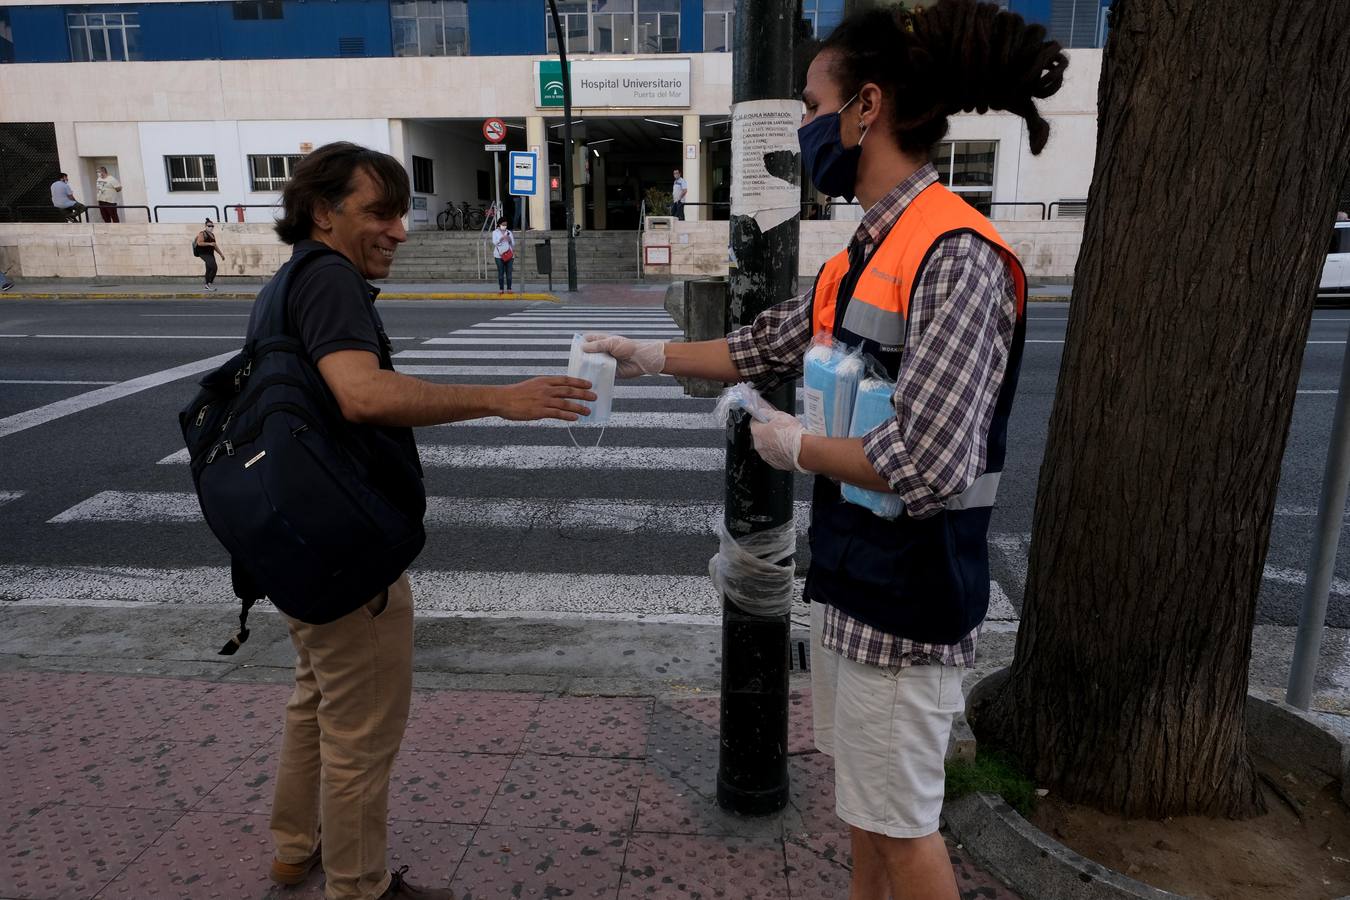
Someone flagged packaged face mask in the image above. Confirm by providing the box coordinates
[841,376,906,519]
[802,336,863,437]
[567,333,616,427]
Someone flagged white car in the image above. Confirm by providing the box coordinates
[1321,221,1350,301]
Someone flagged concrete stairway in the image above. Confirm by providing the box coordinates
[388,229,641,283]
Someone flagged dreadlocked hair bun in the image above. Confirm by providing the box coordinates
[821,0,1067,156]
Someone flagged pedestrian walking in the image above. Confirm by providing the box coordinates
[95,166,122,222]
[585,2,1064,897]
[491,216,515,294]
[193,218,224,291]
[671,168,687,220]
[243,141,592,900]
[49,173,87,223]
[0,268,14,292]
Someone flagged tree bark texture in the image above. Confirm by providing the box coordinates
[974,0,1350,819]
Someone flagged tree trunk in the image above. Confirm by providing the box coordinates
[974,0,1350,819]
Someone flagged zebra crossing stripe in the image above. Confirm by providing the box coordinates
[386,376,692,401]
[468,323,680,331]
[405,350,573,360]
[0,491,23,506]
[47,490,815,533]
[443,331,684,339]
[157,444,725,469]
[0,564,1026,622]
[443,412,716,429]
[421,338,580,346]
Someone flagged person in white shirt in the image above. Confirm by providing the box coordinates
[671,168,688,221]
[95,166,123,223]
[50,173,87,223]
[491,217,515,294]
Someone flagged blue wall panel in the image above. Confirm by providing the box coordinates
[137,4,220,61]
[469,0,544,56]
[10,7,71,62]
[678,0,700,53]
[1008,0,1051,27]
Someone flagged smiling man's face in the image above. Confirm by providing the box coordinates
[315,167,407,280]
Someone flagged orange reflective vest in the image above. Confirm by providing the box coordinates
[804,181,1028,644]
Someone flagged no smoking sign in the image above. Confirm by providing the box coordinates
[482,118,507,144]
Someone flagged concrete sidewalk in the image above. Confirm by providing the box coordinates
[0,669,1019,899]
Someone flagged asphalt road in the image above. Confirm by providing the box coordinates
[0,294,1345,630]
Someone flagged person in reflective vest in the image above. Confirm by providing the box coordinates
[586,1,1065,896]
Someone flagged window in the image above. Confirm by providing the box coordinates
[703,0,733,52]
[932,141,996,211]
[67,12,141,62]
[801,0,843,38]
[1050,0,1108,49]
[232,1,283,20]
[412,155,434,194]
[165,155,219,192]
[247,154,301,192]
[547,0,679,55]
[391,0,469,57]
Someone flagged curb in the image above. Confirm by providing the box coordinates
[0,291,559,302]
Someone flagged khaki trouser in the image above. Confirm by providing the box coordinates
[270,573,414,900]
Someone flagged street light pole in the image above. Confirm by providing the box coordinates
[717,0,800,816]
[545,0,579,292]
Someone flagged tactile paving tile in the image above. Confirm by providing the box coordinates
[633,757,784,841]
[645,702,719,782]
[194,734,283,816]
[387,820,477,891]
[96,811,325,899]
[485,753,642,832]
[402,690,542,754]
[5,736,251,811]
[453,824,626,900]
[618,831,790,898]
[2,672,213,742]
[389,751,511,825]
[0,803,179,900]
[148,682,290,746]
[661,695,721,733]
[783,751,840,837]
[522,696,653,759]
[787,689,817,756]
[784,835,854,900]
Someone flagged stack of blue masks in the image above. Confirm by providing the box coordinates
[842,377,906,519]
[802,340,863,437]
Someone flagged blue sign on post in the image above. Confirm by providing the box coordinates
[509,151,538,197]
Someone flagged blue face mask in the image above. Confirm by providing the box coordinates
[798,94,865,202]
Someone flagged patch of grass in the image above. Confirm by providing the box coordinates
[946,750,1038,817]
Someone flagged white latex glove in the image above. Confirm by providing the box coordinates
[582,333,666,379]
[750,410,810,473]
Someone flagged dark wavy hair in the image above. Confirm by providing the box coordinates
[274,142,410,245]
[819,0,1068,157]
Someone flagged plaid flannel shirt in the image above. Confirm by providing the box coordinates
[725,164,1016,669]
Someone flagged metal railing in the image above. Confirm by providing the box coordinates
[224,204,281,223]
[15,205,90,223]
[975,201,1048,220]
[90,204,152,223]
[1047,199,1088,219]
[153,204,221,223]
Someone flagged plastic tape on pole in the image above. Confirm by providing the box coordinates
[708,519,796,617]
[841,377,906,519]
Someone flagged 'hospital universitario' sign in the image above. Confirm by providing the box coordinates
[535,59,692,108]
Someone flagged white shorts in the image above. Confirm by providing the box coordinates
[810,601,966,838]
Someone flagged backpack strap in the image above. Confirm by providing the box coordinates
[217,245,345,656]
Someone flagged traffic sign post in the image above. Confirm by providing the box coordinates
[509,151,539,232]
[483,119,508,224]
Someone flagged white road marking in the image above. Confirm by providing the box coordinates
[422,337,579,346]
[1264,565,1350,596]
[0,350,238,441]
[468,323,679,331]
[444,412,715,429]
[0,380,117,385]
[0,334,29,338]
[31,334,243,340]
[140,314,251,318]
[398,365,567,375]
[1299,390,1337,395]
[987,581,1018,621]
[158,444,725,469]
[387,374,692,400]
[48,490,816,534]
[0,491,23,506]
[1276,504,1348,518]
[405,350,572,360]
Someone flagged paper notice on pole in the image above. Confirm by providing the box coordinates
[731,99,803,234]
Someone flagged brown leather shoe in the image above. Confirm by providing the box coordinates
[269,844,321,885]
[377,865,455,899]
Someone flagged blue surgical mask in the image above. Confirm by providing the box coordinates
[798,93,866,202]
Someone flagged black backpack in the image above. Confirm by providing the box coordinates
[179,246,426,652]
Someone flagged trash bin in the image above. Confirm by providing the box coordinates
[536,238,552,275]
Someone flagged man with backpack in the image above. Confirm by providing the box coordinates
[221,142,594,900]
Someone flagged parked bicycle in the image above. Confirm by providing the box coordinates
[435,201,462,231]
